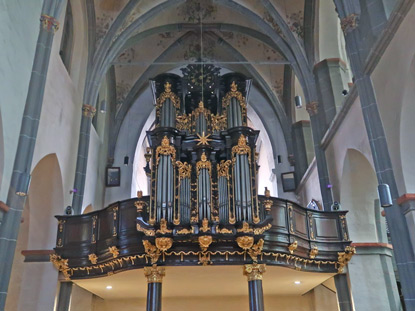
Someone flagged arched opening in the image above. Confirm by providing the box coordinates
[340,149,401,310]
[340,149,378,242]
[6,154,64,311]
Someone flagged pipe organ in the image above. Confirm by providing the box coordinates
[142,70,267,236]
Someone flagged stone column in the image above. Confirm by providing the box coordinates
[334,274,354,311]
[333,1,415,308]
[0,2,64,309]
[56,282,73,311]
[72,105,96,214]
[144,265,165,311]
[243,263,266,311]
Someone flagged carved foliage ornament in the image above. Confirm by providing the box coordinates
[40,14,59,33]
[196,152,212,175]
[341,14,360,34]
[232,135,251,156]
[243,263,266,281]
[156,136,176,165]
[222,81,247,121]
[337,246,356,273]
[82,104,97,118]
[50,254,70,279]
[176,161,192,179]
[144,264,165,283]
[217,160,232,178]
[156,82,180,117]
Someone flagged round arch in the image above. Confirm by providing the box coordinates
[340,148,378,242]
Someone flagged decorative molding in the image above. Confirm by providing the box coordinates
[40,14,59,33]
[340,14,360,34]
[82,104,97,118]
[243,263,266,281]
[144,264,165,283]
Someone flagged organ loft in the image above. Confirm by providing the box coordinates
[52,67,354,311]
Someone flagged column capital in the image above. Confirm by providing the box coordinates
[306,101,319,116]
[82,104,97,118]
[40,14,60,33]
[340,14,360,35]
[144,264,165,283]
[243,263,266,281]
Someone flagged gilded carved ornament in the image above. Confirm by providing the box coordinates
[143,240,161,264]
[144,264,165,283]
[137,223,156,236]
[243,263,266,281]
[217,160,232,179]
[88,253,98,265]
[156,136,176,165]
[196,153,212,175]
[222,81,247,123]
[82,104,96,118]
[236,236,254,250]
[176,161,192,179]
[198,235,213,252]
[108,246,119,258]
[341,14,360,34]
[156,219,173,234]
[200,218,211,233]
[337,246,356,273]
[288,241,298,254]
[309,246,319,259]
[232,135,251,156]
[50,254,70,280]
[155,237,173,252]
[196,132,212,146]
[156,82,180,117]
[40,14,59,33]
[237,222,253,234]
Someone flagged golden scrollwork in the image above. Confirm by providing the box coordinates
[216,226,233,234]
[288,205,294,234]
[137,223,156,236]
[309,246,319,259]
[155,237,173,252]
[176,161,192,180]
[217,160,232,178]
[253,223,272,235]
[339,214,349,241]
[198,252,211,266]
[58,220,66,233]
[176,114,191,131]
[288,241,298,254]
[143,240,161,264]
[200,218,211,233]
[156,82,180,118]
[156,219,172,234]
[222,81,247,124]
[211,114,227,132]
[236,236,254,250]
[108,246,119,258]
[144,264,166,283]
[198,235,213,252]
[237,222,253,234]
[248,239,264,262]
[176,227,194,235]
[232,135,251,156]
[337,246,356,273]
[50,254,70,280]
[88,254,98,265]
[243,263,266,281]
[196,153,212,175]
[156,136,176,165]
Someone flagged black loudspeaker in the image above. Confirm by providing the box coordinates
[295,95,302,109]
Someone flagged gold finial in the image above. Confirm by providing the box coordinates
[230,81,238,92]
[265,187,270,198]
[198,101,204,108]
[161,136,170,147]
[201,152,207,162]
[164,81,172,93]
